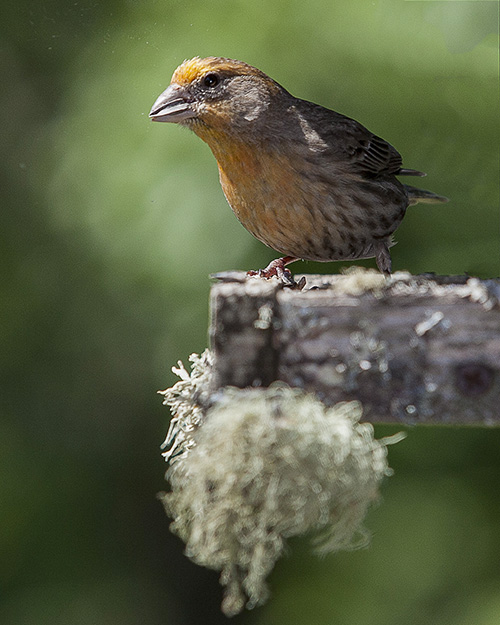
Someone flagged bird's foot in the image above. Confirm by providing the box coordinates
[374,241,392,276]
[247,257,306,290]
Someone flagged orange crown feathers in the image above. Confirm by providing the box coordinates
[171,56,274,86]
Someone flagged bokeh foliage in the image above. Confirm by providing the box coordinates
[1,1,499,624]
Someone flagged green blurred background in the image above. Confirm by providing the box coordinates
[1,0,499,623]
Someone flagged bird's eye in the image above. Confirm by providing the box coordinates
[203,73,220,88]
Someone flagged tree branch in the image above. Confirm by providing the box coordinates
[209,269,500,425]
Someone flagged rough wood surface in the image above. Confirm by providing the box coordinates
[209,270,500,426]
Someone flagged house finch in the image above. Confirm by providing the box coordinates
[150,57,447,283]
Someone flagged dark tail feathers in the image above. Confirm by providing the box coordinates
[405,184,449,205]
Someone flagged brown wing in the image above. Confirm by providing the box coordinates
[323,115,404,177]
[351,132,403,177]
[294,99,425,178]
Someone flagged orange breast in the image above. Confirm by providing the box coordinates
[212,139,327,256]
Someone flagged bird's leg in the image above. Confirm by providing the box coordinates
[374,242,392,276]
[247,256,305,289]
[247,256,297,282]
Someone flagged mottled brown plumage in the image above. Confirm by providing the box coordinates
[150,56,447,280]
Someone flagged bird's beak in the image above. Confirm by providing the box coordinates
[149,84,195,123]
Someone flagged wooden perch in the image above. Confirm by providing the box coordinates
[209,270,500,426]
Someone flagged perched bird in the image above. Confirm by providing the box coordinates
[150,56,447,282]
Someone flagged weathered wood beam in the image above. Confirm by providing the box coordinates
[209,270,500,426]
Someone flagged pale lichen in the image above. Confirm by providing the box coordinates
[388,273,500,310]
[158,349,213,462]
[158,354,402,616]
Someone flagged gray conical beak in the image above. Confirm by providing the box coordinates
[149,84,195,123]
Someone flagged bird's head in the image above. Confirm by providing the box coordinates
[149,57,287,142]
